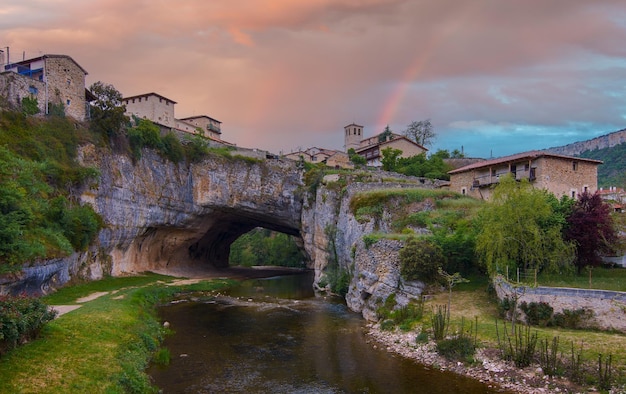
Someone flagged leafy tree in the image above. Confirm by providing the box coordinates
[381,147,402,172]
[89,81,128,138]
[347,148,366,166]
[564,192,617,273]
[475,175,575,276]
[404,119,435,147]
[229,228,305,268]
[399,237,446,283]
[378,125,393,142]
[450,149,465,158]
[393,151,452,180]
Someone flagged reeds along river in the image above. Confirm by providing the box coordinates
[148,271,502,393]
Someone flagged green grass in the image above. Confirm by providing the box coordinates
[536,267,626,291]
[423,279,626,387]
[0,273,236,393]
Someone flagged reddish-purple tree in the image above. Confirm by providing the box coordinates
[565,192,617,273]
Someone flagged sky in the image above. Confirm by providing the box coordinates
[2,0,626,158]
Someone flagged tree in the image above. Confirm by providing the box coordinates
[89,81,128,138]
[399,237,446,283]
[475,175,575,276]
[404,119,435,147]
[564,191,617,273]
[347,148,366,166]
[378,125,393,142]
[381,147,402,172]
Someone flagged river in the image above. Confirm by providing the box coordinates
[148,271,504,393]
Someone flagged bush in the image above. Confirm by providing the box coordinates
[0,294,57,355]
[436,336,476,362]
[160,133,184,163]
[553,308,593,329]
[520,301,554,327]
[399,237,445,282]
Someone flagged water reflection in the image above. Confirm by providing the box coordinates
[149,273,503,393]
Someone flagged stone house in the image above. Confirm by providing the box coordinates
[0,53,89,120]
[284,147,354,169]
[448,151,602,200]
[122,92,226,143]
[344,123,428,167]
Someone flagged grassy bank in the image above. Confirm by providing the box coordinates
[0,273,235,393]
[422,276,626,388]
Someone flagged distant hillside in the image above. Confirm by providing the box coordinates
[577,143,626,188]
[542,128,626,188]
[545,128,626,157]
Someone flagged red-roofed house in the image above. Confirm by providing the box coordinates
[448,151,602,200]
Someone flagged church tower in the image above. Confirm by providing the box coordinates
[344,123,363,152]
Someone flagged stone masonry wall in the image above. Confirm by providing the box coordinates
[494,276,626,332]
[44,56,87,121]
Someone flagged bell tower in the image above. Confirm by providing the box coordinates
[344,123,363,152]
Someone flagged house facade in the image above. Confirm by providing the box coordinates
[345,124,427,167]
[284,147,353,169]
[0,53,89,120]
[448,151,602,200]
[122,92,225,143]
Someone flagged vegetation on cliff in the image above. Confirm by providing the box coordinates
[0,111,102,270]
[229,227,305,268]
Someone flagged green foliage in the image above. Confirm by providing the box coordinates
[552,308,593,329]
[21,96,39,116]
[0,294,57,355]
[347,148,366,166]
[496,320,538,368]
[475,175,576,276]
[161,133,185,163]
[431,304,449,340]
[381,147,402,171]
[376,294,424,330]
[436,336,475,363]
[183,135,210,163]
[0,112,103,269]
[89,81,128,138]
[399,237,446,282]
[520,301,554,327]
[378,125,393,142]
[47,102,65,117]
[539,336,563,377]
[229,227,305,268]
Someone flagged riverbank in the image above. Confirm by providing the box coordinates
[364,280,626,394]
[367,325,585,394]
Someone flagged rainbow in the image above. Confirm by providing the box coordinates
[374,3,478,133]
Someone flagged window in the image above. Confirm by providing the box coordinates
[491,168,496,176]
[66,78,71,87]
[66,99,71,106]
[583,185,588,193]
[28,85,38,94]
[572,161,578,171]
[524,164,529,171]
[461,187,467,195]
[571,190,576,198]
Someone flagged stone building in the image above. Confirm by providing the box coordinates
[0,53,89,120]
[448,151,602,200]
[344,124,428,167]
[284,147,353,169]
[122,92,225,143]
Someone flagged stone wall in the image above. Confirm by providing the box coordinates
[494,276,626,332]
[44,56,87,121]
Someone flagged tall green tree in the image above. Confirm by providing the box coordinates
[89,81,128,138]
[475,175,575,276]
[381,147,402,172]
[404,119,435,147]
[565,192,617,273]
[378,125,393,142]
[347,148,366,166]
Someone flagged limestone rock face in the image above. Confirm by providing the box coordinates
[302,175,442,320]
[1,145,305,294]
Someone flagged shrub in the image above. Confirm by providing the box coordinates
[399,237,445,282]
[183,135,209,163]
[161,133,184,163]
[552,308,593,329]
[0,294,57,355]
[520,301,554,327]
[21,97,39,116]
[436,336,475,362]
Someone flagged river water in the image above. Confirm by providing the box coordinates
[148,271,503,393]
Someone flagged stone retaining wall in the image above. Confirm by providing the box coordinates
[494,276,626,332]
